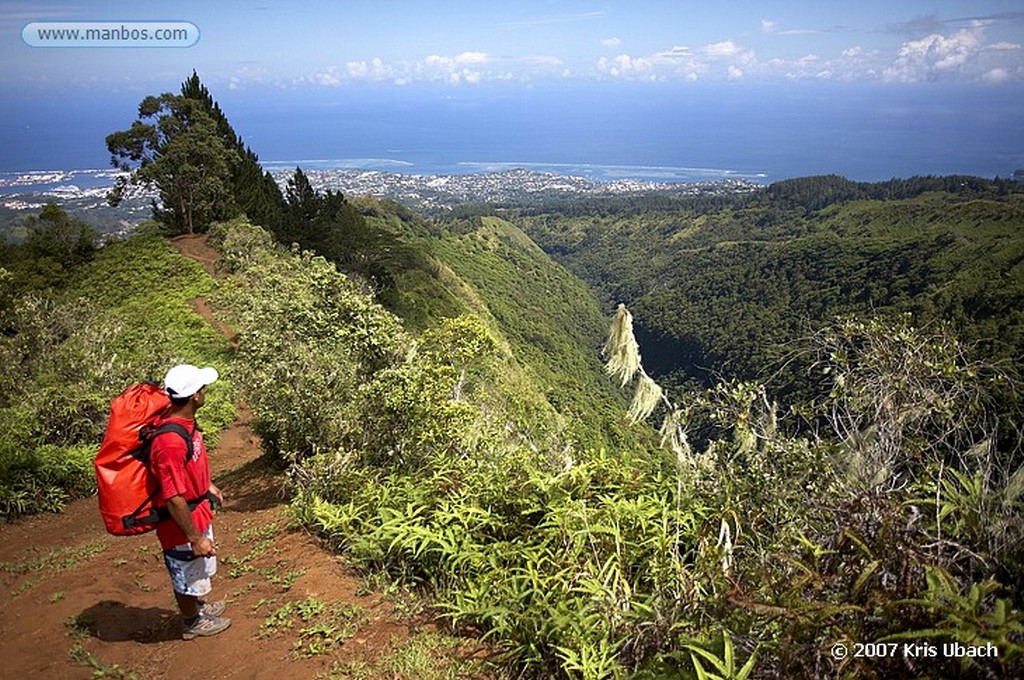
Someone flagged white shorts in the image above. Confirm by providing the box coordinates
[162,526,218,597]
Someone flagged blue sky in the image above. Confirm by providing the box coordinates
[3,1,1024,92]
[2,2,1022,178]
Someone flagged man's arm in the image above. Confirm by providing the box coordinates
[165,495,216,556]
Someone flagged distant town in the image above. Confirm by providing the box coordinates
[281,167,760,212]
[0,166,761,238]
[2,166,759,213]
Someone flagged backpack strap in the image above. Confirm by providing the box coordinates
[131,421,195,465]
[152,422,196,464]
[122,421,213,531]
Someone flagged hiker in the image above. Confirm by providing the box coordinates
[152,363,231,639]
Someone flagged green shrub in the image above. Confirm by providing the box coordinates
[0,444,96,516]
[209,217,1022,678]
[210,218,405,462]
[0,235,235,519]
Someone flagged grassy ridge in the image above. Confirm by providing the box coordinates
[353,202,641,452]
[0,235,235,518]
[429,216,636,450]
[3,182,1021,677]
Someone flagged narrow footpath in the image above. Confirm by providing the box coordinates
[0,235,480,679]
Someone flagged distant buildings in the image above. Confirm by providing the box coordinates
[271,168,759,212]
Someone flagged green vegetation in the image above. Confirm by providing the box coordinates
[1,203,97,293]
[22,203,97,271]
[3,539,108,577]
[514,176,1024,395]
[68,642,141,680]
[428,216,637,450]
[259,596,367,657]
[4,539,109,598]
[179,72,287,233]
[334,203,640,449]
[0,215,234,518]
[273,167,378,285]
[351,196,475,329]
[3,76,1021,678]
[200,217,1019,678]
[107,91,240,234]
[330,631,491,679]
[107,71,286,235]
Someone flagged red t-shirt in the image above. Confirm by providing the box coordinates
[150,416,213,550]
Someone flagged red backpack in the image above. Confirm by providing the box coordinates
[94,382,205,535]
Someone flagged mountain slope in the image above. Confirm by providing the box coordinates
[514,178,1024,393]
[351,202,640,450]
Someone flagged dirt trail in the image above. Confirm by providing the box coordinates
[0,235,455,679]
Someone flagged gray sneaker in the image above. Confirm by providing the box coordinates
[198,599,226,617]
[182,613,232,640]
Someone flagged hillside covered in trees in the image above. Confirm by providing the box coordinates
[513,176,1023,389]
[1,74,1022,678]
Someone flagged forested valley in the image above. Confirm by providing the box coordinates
[1,73,1022,678]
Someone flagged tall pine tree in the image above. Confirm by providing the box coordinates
[180,72,287,234]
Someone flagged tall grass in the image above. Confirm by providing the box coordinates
[0,235,235,518]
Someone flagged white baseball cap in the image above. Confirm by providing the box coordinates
[164,364,219,399]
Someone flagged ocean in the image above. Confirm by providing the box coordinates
[2,82,1022,183]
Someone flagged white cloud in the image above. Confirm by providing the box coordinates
[704,40,742,58]
[287,20,1024,89]
[423,52,490,70]
[406,51,563,85]
[882,25,1022,83]
[983,67,1010,83]
[345,57,391,81]
[346,61,368,78]
[597,40,760,82]
[454,51,489,65]
[597,54,655,78]
[421,53,491,84]
[657,45,693,59]
[312,66,342,86]
[581,24,1019,85]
